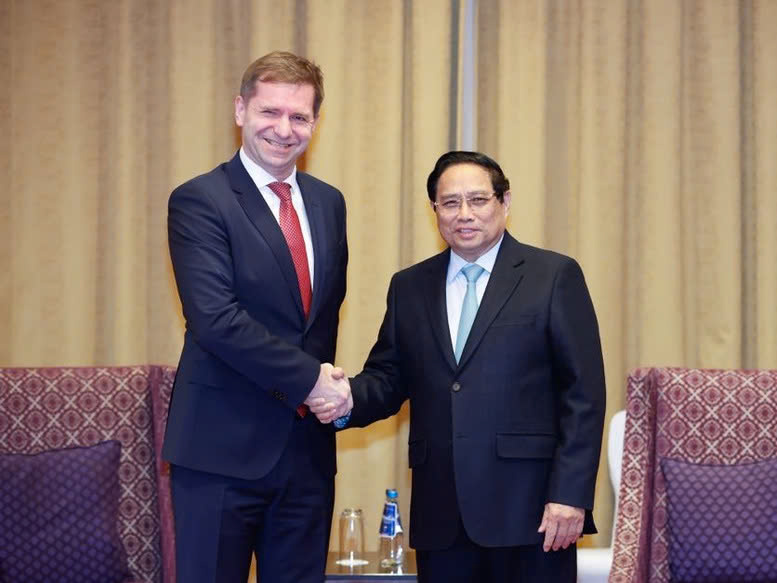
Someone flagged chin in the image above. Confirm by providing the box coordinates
[456,239,483,251]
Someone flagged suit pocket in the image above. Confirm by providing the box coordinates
[187,365,255,393]
[496,433,556,459]
[490,314,538,328]
[408,439,427,468]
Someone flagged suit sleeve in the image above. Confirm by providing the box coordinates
[546,258,606,511]
[347,274,409,428]
[168,182,322,408]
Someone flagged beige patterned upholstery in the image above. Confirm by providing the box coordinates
[609,367,777,582]
[0,365,177,583]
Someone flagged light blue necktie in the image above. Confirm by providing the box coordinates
[454,264,485,363]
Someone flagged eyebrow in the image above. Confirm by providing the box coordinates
[439,190,490,198]
[253,103,311,115]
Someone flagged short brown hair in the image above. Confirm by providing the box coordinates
[240,51,324,116]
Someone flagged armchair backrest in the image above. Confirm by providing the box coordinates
[0,365,176,583]
[609,367,777,583]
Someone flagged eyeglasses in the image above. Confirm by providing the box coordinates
[432,192,497,215]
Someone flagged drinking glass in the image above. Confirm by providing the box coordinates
[336,508,368,566]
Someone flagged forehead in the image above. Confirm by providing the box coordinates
[436,163,492,195]
[248,80,315,112]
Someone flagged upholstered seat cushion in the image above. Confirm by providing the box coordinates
[661,456,777,583]
[610,367,777,583]
[0,365,178,583]
[0,440,132,583]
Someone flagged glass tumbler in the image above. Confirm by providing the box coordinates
[337,508,367,566]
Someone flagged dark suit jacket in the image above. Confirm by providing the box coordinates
[162,152,347,480]
[348,232,605,551]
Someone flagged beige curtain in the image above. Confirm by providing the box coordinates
[3,0,776,554]
[0,0,453,552]
[477,0,777,545]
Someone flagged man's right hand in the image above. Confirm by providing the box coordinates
[305,363,352,423]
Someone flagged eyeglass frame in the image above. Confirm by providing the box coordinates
[431,191,500,214]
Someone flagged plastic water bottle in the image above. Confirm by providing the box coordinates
[378,488,405,567]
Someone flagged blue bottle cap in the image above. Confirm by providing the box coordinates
[386,488,398,498]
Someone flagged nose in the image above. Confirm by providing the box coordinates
[274,115,292,138]
[457,199,475,219]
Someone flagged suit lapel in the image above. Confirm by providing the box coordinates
[422,249,458,372]
[227,153,306,320]
[297,172,326,330]
[457,233,525,369]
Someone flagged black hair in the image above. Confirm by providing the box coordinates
[426,151,510,202]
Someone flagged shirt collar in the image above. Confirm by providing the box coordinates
[239,147,299,190]
[446,234,505,284]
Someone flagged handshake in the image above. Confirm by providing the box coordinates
[303,363,352,424]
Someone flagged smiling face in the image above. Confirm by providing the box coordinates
[433,163,511,262]
[234,80,317,180]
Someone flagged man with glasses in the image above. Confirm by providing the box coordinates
[318,151,605,582]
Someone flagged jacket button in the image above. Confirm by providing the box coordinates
[452,382,461,392]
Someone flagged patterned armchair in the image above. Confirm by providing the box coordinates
[0,365,177,583]
[609,367,777,582]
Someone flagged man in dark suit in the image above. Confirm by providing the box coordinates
[326,151,605,582]
[162,51,351,583]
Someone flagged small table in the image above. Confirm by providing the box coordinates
[325,551,417,582]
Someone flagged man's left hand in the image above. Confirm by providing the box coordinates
[537,502,584,551]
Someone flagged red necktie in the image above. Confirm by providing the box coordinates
[268,181,312,418]
[268,182,313,318]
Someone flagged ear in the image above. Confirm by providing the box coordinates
[502,191,512,215]
[234,95,246,127]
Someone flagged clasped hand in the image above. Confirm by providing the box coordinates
[304,363,352,424]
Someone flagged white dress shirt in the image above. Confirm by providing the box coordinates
[239,147,315,285]
[446,235,504,349]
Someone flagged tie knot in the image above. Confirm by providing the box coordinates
[461,264,485,283]
[268,181,292,202]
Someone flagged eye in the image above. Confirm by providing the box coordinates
[291,114,310,123]
[468,196,490,207]
[441,200,460,209]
